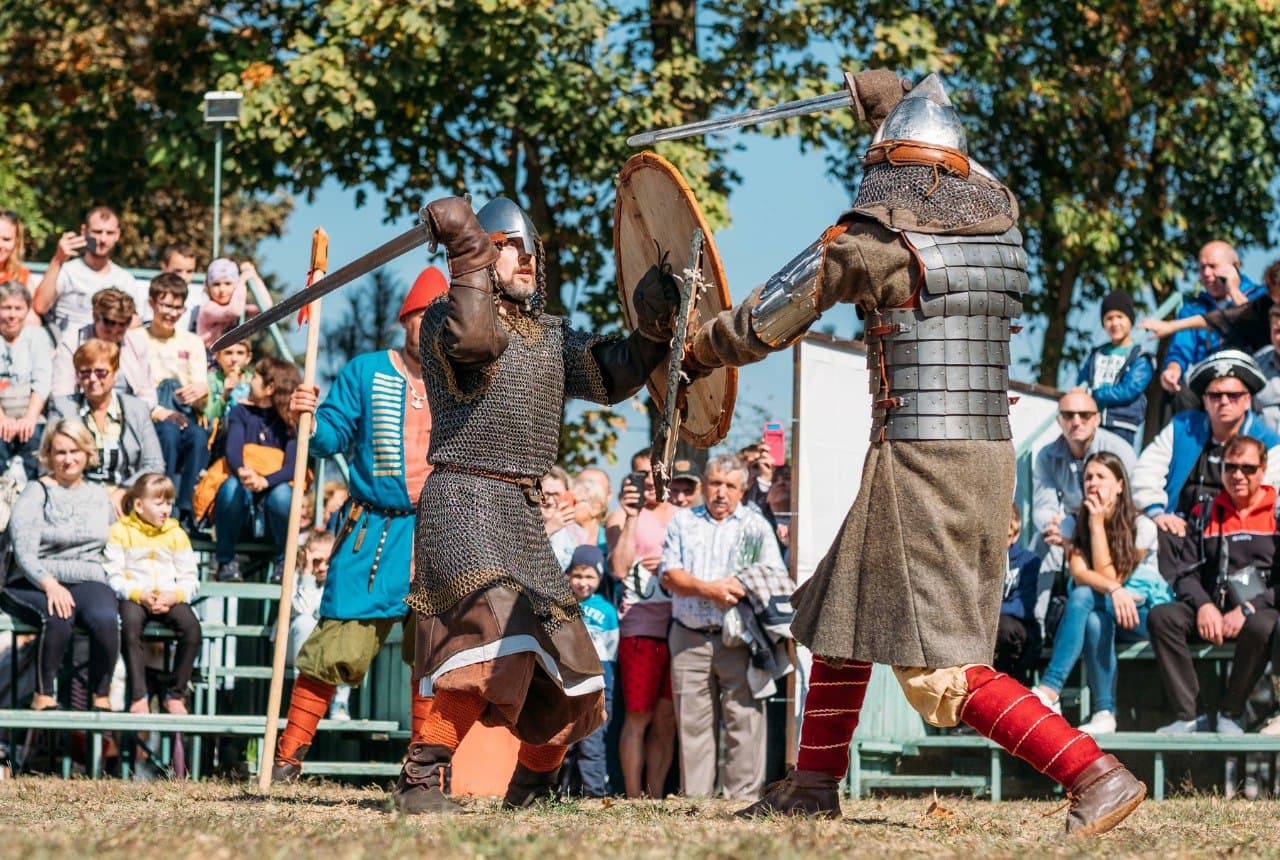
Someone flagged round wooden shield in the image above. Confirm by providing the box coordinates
[614,152,737,448]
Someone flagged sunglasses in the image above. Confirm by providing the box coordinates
[76,368,111,380]
[1059,410,1098,421]
[96,316,130,329]
[1205,391,1248,403]
[1223,462,1261,476]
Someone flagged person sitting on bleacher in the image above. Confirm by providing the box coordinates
[1032,453,1169,735]
[0,418,119,711]
[1151,435,1280,734]
[209,356,301,583]
[104,473,201,716]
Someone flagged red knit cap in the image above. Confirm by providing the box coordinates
[398,266,448,321]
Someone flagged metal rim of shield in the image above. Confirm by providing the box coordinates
[614,152,737,448]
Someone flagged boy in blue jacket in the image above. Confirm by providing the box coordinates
[1077,290,1154,447]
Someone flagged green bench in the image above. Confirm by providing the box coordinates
[849,641,1259,800]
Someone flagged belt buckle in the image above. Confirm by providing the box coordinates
[519,477,543,506]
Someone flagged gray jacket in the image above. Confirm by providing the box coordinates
[1032,426,1138,539]
[48,392,165,489]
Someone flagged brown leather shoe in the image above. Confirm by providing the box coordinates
[271,743,308,783]
[501,762,561,810]
[1065,754,1145,836]
[735,769,842,819]
[392,743,462,815]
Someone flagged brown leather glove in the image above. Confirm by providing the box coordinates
[632,257,682,343]
[844,70,913,130]
[423,197,499,277]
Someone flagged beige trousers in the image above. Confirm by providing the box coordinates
[669,623,766,799]
[892,664,983,727]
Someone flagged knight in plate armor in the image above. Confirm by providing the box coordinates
[663,72,1145,835]
[391,195,677,813]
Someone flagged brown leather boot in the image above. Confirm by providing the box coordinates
[501,762,561,810]
[1065,754,1145,836]
[735,769,842,819]
[391,743,462,815]
[271,744,308,783]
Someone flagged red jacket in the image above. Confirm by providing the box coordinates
[1171,484,1279,611]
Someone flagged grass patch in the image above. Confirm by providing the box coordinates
[0,778,1277,859]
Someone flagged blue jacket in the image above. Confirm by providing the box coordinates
[1002,544,1041,623]
[1077,343,1154,438]
[1132,410,1280,518]
[311,351,424,620]
[1165,275,1264,373]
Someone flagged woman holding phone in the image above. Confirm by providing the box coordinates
[1032,451,1170,734]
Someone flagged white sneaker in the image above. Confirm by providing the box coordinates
[1032,686,1062,715]
[1078,710,1117,735]
[328,701,351,721]
[1258,712,1280,737]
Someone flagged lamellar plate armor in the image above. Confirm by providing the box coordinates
[406,301,612,634]
[867,227,1028,442]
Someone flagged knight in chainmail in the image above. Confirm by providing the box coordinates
[391,196,678,814]
[659,73,1145,835]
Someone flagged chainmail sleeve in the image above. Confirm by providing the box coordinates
[562,322,613,405]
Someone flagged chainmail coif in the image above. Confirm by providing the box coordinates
[853,162,1013,231]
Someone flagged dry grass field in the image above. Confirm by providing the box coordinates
[1,778,1278,859]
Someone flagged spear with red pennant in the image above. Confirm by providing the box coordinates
[259,227,328,792]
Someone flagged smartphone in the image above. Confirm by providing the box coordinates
[763,420,786,466]
[83,235,99,255]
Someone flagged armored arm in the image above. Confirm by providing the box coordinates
[421,197,508,368]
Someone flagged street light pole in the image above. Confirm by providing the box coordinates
[213,123,224,257]
[203,90,243,260]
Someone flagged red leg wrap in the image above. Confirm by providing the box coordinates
[960,665,1103,787]
[517,742,568,773]
[412,689,486,751]
[795,658,873,778]
[277,674,335,765]
[410,689,432,741]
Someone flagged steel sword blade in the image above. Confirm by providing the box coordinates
[210,218,436,351]
[627,90,852,147]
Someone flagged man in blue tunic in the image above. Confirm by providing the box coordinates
[271,267,447,779]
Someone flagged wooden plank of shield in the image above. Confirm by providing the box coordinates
[614,151,737,449]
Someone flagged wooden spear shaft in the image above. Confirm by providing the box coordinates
[259,227,328,792]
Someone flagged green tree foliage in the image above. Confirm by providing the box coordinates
[0,0,291,264]
[804,0,1280,384]
[320,269,405,383]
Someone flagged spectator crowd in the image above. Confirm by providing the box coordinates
[2,205,1280,797]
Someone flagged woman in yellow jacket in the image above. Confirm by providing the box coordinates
[104,473,202,714]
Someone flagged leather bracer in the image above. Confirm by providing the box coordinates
[442,269,509,368]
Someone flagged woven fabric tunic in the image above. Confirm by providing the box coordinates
[690,168,1024,668]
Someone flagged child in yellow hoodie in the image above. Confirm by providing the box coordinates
[105,473,202,715]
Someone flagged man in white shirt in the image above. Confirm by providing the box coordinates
[32,206,146,335]
[660,454,788,800]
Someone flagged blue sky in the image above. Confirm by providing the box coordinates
[254,135,1278,491]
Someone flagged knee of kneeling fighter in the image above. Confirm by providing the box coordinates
[892,665,974,728]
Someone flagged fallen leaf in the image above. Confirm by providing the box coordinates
[923,790,956,820]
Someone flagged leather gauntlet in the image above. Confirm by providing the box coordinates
[844,70,912,130]
[632,260,682,343]
[423,197,499,277]
[441,269,509,368]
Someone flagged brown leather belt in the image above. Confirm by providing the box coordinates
[863,141,970,179]
[434,462,543,505]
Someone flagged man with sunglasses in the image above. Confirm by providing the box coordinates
[1150,435,1280,734]
[1032,390,1137,568]
[50,288,156,408]
[1133,350,1280,539]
